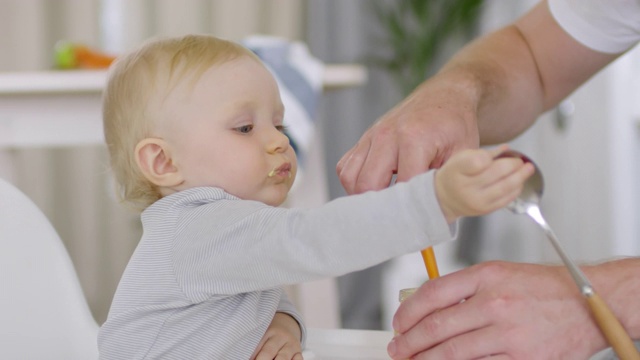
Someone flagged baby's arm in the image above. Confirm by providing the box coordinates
[251,312,303,360]
[435,144,534,223]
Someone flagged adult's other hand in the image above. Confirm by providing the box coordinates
[388,261,612,359]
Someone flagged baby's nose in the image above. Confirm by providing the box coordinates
[266,128,290,153]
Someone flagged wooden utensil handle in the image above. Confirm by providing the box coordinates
[586,292,640,360]
[420,247,439,279]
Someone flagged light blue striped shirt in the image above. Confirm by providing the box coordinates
[98,171,452,359]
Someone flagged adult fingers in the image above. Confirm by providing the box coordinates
[409,326,509,360]
[335,146,352,177]
[401,123,484,180]
[395,132,435,183]
[336,139,369,194]
[337,136,397,194]
[393,266,483,334]
[390,292,495,360]
[354,129,401,192]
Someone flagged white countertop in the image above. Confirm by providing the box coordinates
[304,328,393,359]
[0,64,367,95]
[0,65,367,149]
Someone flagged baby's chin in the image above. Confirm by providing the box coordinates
[262,190,291,207]
[233,182,293,206]
[263,194,288,207]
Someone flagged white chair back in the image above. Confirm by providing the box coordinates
[0,178,99,359]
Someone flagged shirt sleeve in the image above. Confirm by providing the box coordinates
[548,0,640,53]
[170,170,455,299]
[276,291,307,348]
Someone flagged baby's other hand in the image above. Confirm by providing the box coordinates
[435,144,534,223]
[251,312,303,360]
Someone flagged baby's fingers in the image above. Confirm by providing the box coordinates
[484,162,535,207]
[274,350,304,360]
[453,145,510,176]
[487,144,510,159]
[273,344,303,360]
[480,154,530,185]
[256,337,303,360]
[254,338,283,360]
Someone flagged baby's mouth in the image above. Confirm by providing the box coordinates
[268,163,292,178]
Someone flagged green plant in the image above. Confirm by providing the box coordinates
[372,0,484,95]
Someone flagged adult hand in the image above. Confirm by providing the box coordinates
[336,2,618,196]
[388,261,608,359]
[336,73,480,195]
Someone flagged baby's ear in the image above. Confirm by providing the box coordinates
[135,138,183,187]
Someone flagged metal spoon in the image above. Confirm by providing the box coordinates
[499,149,640,360]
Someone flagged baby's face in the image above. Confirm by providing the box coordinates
[158,56,297,206]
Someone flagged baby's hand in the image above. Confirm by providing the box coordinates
[251,312,303,360]
[435,145,534,223]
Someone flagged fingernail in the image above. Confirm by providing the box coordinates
[387,337,397,357]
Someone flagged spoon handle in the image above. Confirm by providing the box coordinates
[525,207,640,358]
[420,247,440,279]
[526,206,593,291]
[585,292,640,360]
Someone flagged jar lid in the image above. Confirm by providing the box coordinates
[398,287,418,302]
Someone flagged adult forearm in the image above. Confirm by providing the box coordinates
[429,1,618,146]
[435,25,546,145]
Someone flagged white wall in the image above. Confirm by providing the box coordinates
[533,46,640,263]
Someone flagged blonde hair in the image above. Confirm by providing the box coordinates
[103,34,259,211]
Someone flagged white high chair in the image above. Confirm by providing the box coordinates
[0,178,99,359]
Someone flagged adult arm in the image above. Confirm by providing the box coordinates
[337,0,619,194]
[388,257,640,359]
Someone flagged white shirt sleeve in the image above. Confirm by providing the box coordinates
[548,0,640,53]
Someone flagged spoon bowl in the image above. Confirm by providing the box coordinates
[497,149,544,215]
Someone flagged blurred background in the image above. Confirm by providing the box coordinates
[1,0,638,332]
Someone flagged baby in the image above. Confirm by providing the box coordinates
[98,34,533,359]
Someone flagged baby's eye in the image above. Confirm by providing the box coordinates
[235,124,253,133]
[275,124,288,133]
